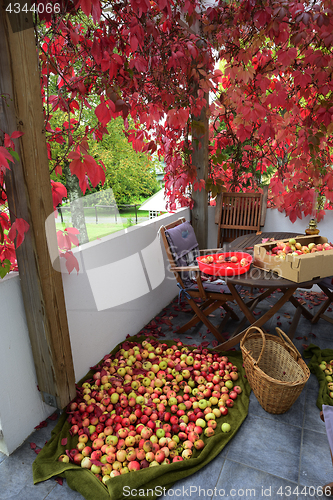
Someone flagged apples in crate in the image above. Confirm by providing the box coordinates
[267,238,333,259]
[254,235,333,282]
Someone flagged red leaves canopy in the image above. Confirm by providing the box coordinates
[68,151,105,194]
[51,180,67,207]
[37,0,333,222]
[2,1,333,280]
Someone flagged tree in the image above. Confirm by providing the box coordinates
[88,117,159,205]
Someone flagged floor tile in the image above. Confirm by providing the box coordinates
[213,460,300,500]
[226,414,302,483]
[248,384,306,428]
[30,413,62,449]
[303,377,326,434]
[44,481,84,500]
[299,428,332,489]
[0,443,55,500]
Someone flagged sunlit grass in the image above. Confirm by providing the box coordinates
[56,222,130,242]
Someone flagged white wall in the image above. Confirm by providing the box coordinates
[61,208,190,382]
[263,208,333,243]
[0,274,55,455]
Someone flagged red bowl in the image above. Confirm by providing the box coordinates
[197,252,252,277]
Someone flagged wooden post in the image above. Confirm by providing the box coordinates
[0,5,76,408]
[260,185,269,227]
[178,15,210,249]
[191,91,209,249]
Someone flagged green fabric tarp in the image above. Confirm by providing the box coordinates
[33,335,251,500]
[304,343,333,410]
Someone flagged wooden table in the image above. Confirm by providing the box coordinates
[215,232,320,351]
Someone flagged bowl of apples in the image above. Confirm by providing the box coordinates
[197,252,252,277]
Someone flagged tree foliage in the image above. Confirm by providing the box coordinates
[1,0,333,278]
[88,118,160,205]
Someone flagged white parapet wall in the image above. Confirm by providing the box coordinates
[262,208,333,243]
[61,208,190,383]
[0,274,56,455]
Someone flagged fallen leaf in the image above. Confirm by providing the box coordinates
[34,420,48,430]
[48,412,58,421]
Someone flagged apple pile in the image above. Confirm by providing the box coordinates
[59,340,242,485]
[266,238,333,260]
[319,360,333,399]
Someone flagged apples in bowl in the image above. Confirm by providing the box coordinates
[197,252,252,277]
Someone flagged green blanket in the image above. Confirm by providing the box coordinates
[304,343,333,410]
[33,335,251,500]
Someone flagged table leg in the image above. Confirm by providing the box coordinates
[226,288,273,337]
[227,283,260,325]
[288,295,314,321]
[286,305,302,340]
[214,286,297,351]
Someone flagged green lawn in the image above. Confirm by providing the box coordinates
[56,205,150,242]
[56,222,132,242]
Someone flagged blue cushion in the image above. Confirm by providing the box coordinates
[165,221,199,287]
[165,221,198,265]
[187,280,231,294]
[165,221,237,295]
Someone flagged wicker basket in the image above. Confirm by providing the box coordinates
[240,326,310,414]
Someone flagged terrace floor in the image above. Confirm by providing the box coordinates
[1,286,333,500]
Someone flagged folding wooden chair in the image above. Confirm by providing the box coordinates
[159,218,239,344]
[215,192,263,248]
[312,276,333,325]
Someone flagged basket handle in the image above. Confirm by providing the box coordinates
[241,326,266,366]
[275,327,301,361]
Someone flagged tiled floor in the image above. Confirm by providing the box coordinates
[1,287,333,500]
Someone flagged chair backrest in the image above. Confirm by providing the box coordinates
[216,192,263,247]
[159,218,199,288]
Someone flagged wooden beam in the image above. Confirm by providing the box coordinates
[0,5,76,408]
[191,90,208,249]
[260,185,268,226]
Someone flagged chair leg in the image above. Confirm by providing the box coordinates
[177,299,216,333]
[177,299,234,341]
[221,303,239,321]
[213,290,272,351]
[181,298,227,343]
